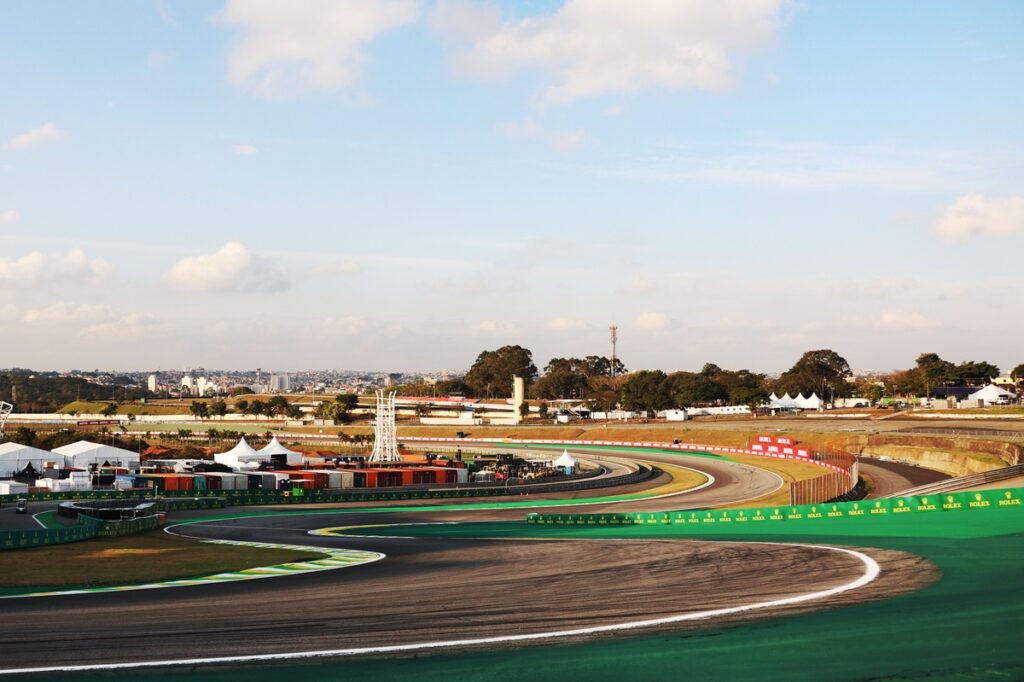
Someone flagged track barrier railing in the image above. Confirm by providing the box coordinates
[526,486,1024,527]
[401,437,861,505]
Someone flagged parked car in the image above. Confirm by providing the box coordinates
[15,498,28,514]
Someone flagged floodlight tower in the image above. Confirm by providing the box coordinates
[369,389,402,463]
[609,325,619,377]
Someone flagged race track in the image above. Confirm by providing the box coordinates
[0,447,932,675]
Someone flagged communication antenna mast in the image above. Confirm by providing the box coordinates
[609,324,619,377]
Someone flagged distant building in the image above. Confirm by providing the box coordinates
[270,373,291,392]
[147,374,157,392]
[181,374,194,394]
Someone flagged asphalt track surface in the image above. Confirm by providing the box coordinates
[858,457,950,499]
[0,448,928,674]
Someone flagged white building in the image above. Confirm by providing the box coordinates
[181,374,194,393]
[147,374,158,392]
[270,373,291,392]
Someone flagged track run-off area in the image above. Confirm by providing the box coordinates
[1,444,1022,681]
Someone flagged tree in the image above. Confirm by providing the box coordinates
[667,372,727,407]
[268,395,290,417]
[463,345,538,398]
[335,393,359,410]
[100,402,119,417]
[234,399,249,414]
[620,371,671,412]
[210,399,228,418]
[5,426,37,446]
[538,401,549,419]
[189,401,209,420]
[775,349,853,401]
[228,385,252,397]
[915,353,955,395]
[951,360,999,386]
[518,401,530,419]
[249,399,267,420]
[1013,364,1024,383]
[715,369,769,408]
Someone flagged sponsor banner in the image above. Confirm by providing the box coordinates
[525,487,1024,526]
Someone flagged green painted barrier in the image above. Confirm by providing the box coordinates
[525,487,1024,526]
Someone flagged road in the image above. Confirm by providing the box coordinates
[858,457,950,499]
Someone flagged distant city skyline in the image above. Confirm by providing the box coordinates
[3,2,1022,373]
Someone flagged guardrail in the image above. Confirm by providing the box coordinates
[0,513,166,551]
[402,437,860,506]
[884,463,1024,498]
[527,486,1024,527]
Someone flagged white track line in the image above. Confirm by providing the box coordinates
[0,542,880,675]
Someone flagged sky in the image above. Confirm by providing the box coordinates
[1,0,1023,374]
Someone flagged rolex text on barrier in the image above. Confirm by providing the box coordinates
[525,487,1024,525]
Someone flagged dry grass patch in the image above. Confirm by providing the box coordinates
[0,532,322,589]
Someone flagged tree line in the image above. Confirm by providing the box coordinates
[412,345,1019,413]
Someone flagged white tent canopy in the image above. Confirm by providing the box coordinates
[553,449,577,470]
[795,392,823,410]
[0,442,62,477]
[214,437,268,469]
[51,441,140,470]
[257,436,304,465]
[968,384,1014,404]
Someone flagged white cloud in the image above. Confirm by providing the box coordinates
[628,275,655,293]
[600,141,980,192]
[634,311,670,330]
[164,241,291,292]
[435,0,784,104]
[0,209,17,223]
[475,319,518,335]
[546,317,586,331]
[23,302,156,337]
[0,303,17,321]
[234,144,259,155]
[314,258,362,275]
[498,117,586,153]
[216,0,420,98]
[876,311,940,330]
[9,123,68,150]
[0,248,111,283]
[933,193,1024,243]
[322,315,370,335]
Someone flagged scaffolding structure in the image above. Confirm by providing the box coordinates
[369,389,401,463]
[0,401,12,438]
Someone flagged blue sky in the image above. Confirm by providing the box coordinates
[2,1,1022,374]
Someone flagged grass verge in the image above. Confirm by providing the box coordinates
[0,531,321,592]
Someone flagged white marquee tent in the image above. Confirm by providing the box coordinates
[553,449,577,471]
[968,384,1015,405]
[214,437,268,469]
[257,436,304,465]
[51,441,140,470]
[0,442,63,478]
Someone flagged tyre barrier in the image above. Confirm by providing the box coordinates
[1,512,165,551]
[526,486,1024,526]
